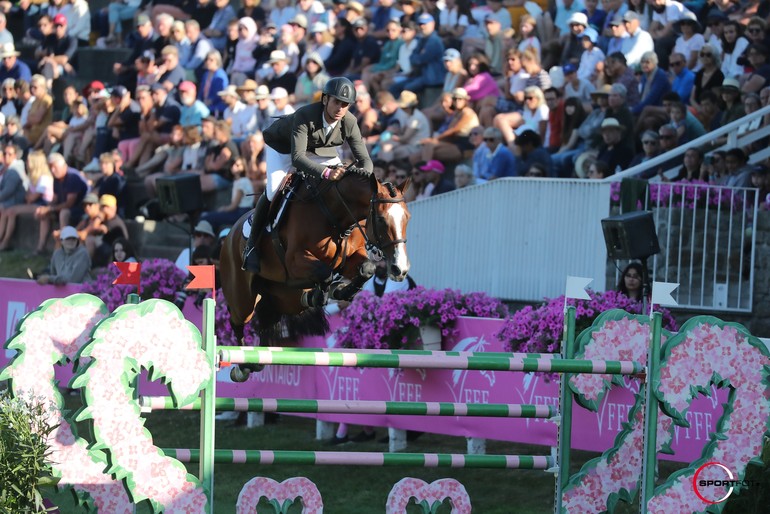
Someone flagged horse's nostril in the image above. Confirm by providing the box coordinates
[391,265,401,277]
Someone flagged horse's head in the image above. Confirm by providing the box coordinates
[368,174,411,281]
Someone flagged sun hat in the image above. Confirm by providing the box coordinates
[194,220,215,238]
[60,226,78,240]
[99,194,117,207]
[397,90,419,108]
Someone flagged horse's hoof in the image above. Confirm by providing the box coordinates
[230,364,266,382]
[302,289,328,308]
[360,261,376,278]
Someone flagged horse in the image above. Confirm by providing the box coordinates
[220,168,411,377]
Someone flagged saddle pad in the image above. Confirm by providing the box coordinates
[240,195,292,239]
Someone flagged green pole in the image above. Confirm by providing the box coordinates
[199,298,216,513]
[554,306,576,513]
[126,294,140,405]
[640,312,662,513]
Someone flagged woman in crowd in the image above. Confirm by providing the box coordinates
[199,157,254,232]
[690,44,724,111]
[294,52,329,106]
[720,21,748,78]
[478,49,527,127]
[201,120,238,192]
[198,50,229,116]
[418,87,479,165]
[617,262,644,301]
[557,96,587,155]
[454,163,475,189]
[740,43,770,94]
[673,13,705,71]
[420,48,467,130]
[494,85,549,146]
[673,148,705,181]
[361,20,403,95]
[230,17,259,86]
[111,237,138,264]
[306,22,334,64]
[0,78,20,119]
[438,0,477,49]
[23,75,53,149]
[463,53,499,105]
[0,151,54,252]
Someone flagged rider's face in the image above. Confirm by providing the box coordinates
[324,96,351,121]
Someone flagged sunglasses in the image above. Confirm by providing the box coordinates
[670,61,683,66]
[642,140,657,144]
[484,137,497,142]
[659,135,674,140]
[525,96,535,100]
[700,53,712,58]
[748,28,762,33]
[395,174,407,179]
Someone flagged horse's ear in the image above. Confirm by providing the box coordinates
[369,172,377,189]
[398,177,412,194]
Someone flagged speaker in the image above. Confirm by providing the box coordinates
[601,211,660,260]
[156,174,203,215]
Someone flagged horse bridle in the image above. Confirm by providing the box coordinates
[332,178,407,261]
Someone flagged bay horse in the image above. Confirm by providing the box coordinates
[220,168,410,377]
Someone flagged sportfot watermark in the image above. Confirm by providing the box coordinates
[692,461,761,504]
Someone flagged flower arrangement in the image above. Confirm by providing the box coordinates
[496,290,678,354]
[336,287,508,350]
[610,180,745,211]
[78,258,188,311]
[0,390,60,513]
[213,289,259,346]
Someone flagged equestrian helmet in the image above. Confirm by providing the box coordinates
[323,77,356,103]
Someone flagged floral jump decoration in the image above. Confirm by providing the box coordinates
[335,287,508,350]
[496,290,678,354]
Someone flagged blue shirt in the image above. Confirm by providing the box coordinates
[671,67,695,105]
[487,144,516,179]
[473,145,491,182]
[54,169,88,206]
[180,100,211,127]
[0,60,32,83]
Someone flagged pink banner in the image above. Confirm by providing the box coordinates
[0,280,723,463]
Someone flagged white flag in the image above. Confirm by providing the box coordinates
[565,276,592,301]
[652,282,679,307]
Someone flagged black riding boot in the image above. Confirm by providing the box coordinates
[242,193,270,272]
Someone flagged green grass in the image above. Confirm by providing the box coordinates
[0,248,50,279]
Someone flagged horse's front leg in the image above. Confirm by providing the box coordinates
[330,255,376,302]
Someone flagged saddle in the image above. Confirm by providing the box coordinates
[242,173,302,239]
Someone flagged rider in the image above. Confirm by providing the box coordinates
[242,77,373,273]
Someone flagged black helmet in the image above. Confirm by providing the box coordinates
[323,77,356,103]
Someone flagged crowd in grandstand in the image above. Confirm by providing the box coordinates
[0,0,769,278]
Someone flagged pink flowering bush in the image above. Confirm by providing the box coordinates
[78,258,188,310]
[336,287,508,349]
[213,289,258,347]
[496,290,678,354]
[610,180,745,211]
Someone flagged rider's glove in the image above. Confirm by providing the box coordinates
[322,167,335,179]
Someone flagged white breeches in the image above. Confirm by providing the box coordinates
[265,146,343,201]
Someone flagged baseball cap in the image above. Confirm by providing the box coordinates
[290,14,308,28]
[137,14,151,26]
[563,63,577,75]
[194,220,215,238]
[443,48,461,61]
[568,12,588,27]
[110,85,128,97]
[270,87,288,100]
[351,17,368,29]
[419,160,445,174]
[60,226,78,240]
[622,11,639,23]
[609,14,623,26]
[310,22,328,33]
[397,90,418,108]
[82,193,99,204]
[99,194,117,208]
[53,13,67,26]
[89,80,105,92]
[417,13,435,24]
[255,85,270,99]
[582,27,598,44]
[451,87,470,100]
[178,81,196,92]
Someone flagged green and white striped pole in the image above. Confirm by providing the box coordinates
[140,396,557,418]
[640,311,662,513]
[554,306,577,513]
[162,449,555,469]
[199,298,216,513]
[219,348,643,375]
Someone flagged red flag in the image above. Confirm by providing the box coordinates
[113,262,142,294]
[186,265,216,291]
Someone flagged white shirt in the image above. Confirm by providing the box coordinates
[577,46,605,81]
[397,39,418,75]
[362,275,410,295]
[651,0,690,27]
[322,113,338,137]
[722,37,749,78]
[622,27,654,67]
[231,104,258,138]
[20,96,35,127]
[674,33,705,71]
[402,109,430,144]
[223,101,246,124]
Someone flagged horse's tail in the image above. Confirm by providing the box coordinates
[255,299,329,345]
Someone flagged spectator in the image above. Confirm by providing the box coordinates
[22,75,53,151]
[628,130,662,168]
[577,28,604,82]
[513,129,553,177]
[105,0,142,46]
[463,53,499,104]
[201,120,238,192]
[36,226,91,285]
[198,49,229,115]
[478,49,526,127]
[379,91,430,162]
[672,147,705,181]
[183,19,214,75]
[695,90,723,132]
[111,237,138,264]
[181,125,208,173]
[418,87,478,164]
[480,15,505,76]
[544,87,564,151]
[605,83,635,138]
[648,0,690,69]
[419,48,467,129]
[586,160,611,179]
[672,11,703,71]
[172,20,192,66]
[667,99,705,144]
[558,96,588,154]
[0,44,31,83]
[113,15,158,93]
[347,17,380,79]
[178,81,211,127]
[38,13,77,86]
[468,126,489,182]
[294,0,325,30]
[90,152,125,205]
[89,194,128,267]
[295,52,329,106]
[594,117,633,173]
[632,51,671,116]
[265,50,298,93]
[617,262,643,301]
[551,84,609,177]
[516,14,542,61]
[124,84,181,171]
[494,85,548,147]
[325,18,356,76]
[521,46,552,91]
[723,148,752,188]
[204,0,237,52]
[739,43,770,94]
[117,86,153,170]
[390,13,445,96]
[361,20,403,94]
[36,84,78,154]
[139,124,186,181]
[720,20,748,79]
[719,77,745,126]
[605,15,627,57]
[4,115,30,155]
[415,159,454,199]
[690,44,723,110]
[482,127,515,179]
[0,151,53,252]
[157,45,186,92]
[0,144,25,210]
[175,219,216,270]
[563,62,595,105]
[0,78,20,118]
[668,51,694,104]
[200,156,254,232]
[454,163,475,189]
[620,10,653,68]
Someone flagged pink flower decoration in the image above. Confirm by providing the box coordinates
[237,477,323,513]
[386,478,472,513]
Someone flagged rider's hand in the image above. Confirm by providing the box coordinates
[323,167,345,181]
